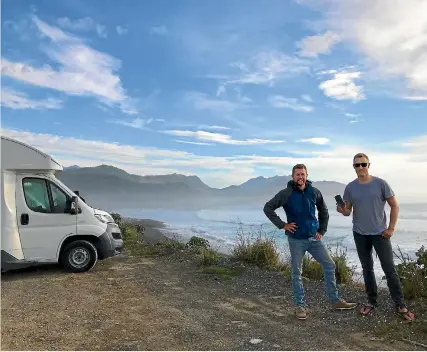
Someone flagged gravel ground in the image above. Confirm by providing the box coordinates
[1,221,426,351]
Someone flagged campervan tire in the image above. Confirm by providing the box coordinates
[60,240,98,273]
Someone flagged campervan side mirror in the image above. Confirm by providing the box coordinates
[70,196,78,215]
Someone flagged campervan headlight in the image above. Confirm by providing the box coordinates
[94,213,114,224]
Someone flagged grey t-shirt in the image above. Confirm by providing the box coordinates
[343,176,395,235]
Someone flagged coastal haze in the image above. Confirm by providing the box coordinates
[58,164,346,210]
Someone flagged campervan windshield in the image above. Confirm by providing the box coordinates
[49,176,76,197]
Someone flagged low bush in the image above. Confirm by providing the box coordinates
[198,247,221,266]
[231,223,281,269]
[186,236,210,250]
[394,245,427,300]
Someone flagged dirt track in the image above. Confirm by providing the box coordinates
[1,251,424,351]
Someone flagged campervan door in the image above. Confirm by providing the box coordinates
[15,174,78,261]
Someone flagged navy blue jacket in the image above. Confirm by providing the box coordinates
[263,180,329,239]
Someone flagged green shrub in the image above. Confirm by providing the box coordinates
[395,246,427,300]
[198,247,221,266]
[296,245,355,284]
[122,224,139,244]
[232,237,280,269]
[160,238,186,251]
[302,255,323,280]
[231,222,283,269]
[110,212,122,226]
[329,245,356,284]
[186,236,210,250]
[278,262,292,280]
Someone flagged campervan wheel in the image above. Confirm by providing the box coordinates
[61,240,98,273]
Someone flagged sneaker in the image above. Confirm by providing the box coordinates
[295,306,308,320]
[333,299,357,310]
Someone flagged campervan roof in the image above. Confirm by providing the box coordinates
[1,136,63,172]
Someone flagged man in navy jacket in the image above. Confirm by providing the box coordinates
[264,164,356,320]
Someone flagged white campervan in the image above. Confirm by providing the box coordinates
[1,136,123,273]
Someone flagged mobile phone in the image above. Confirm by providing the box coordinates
[334,195,345,208]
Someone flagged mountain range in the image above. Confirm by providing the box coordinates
[57,165,346,210]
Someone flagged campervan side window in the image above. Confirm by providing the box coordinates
[22,178,71,214]
[49,182,69,213]
[23,179,51,213]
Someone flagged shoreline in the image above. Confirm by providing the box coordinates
[122,217,169,244]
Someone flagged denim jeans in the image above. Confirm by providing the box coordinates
[353,232,405,309]
[288,236,340,307]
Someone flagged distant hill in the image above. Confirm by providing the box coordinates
[63,165,80,170]
[57,164,345,210]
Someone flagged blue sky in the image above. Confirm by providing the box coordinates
[1,0,427,200]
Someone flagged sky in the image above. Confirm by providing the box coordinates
[1,0,427,201]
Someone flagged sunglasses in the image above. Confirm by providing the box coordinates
[353,163,368,168]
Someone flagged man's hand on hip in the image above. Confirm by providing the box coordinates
[382,228,393,238]
[283,222,297,233]
[315,232,323,240]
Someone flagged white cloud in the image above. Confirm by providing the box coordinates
[402,135,427,151]
[150,25,168,36]
[319,70,365,101]
[269,95,314,112]
[163,130,285,146]
[216,85,226,97]
[314,0,427,98]
[345,113,360,118]
[1,88,63,110]
[57,17,107,38]
[185,92,249,112]
[2,128,426,200]
[175,140,213,146]
[217,51,309,87]
[297,31,341,57]
[109,117,165,129]
[401,95,427,101]
[198,125,231,131]
[116,26,128,35]
[344,112,362,124]
[110,118,146,129]
[301,94,313,103]
[1,16,136,114]
[298,138,330,145]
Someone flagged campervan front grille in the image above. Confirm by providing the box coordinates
[111,232,122,240]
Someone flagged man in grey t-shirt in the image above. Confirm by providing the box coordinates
[337,153,414,321]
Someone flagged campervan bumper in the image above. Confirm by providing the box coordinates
[98,223,124,259]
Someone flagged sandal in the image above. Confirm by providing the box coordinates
[360,303,375,316]
[396,308,415,321]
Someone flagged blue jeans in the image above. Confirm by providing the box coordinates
[288,236,340,307]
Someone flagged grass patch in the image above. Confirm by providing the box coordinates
[232,222,282,269]
[197,247,221,266]
[202,266,244,280]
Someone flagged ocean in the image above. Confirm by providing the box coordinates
[118,198,426,282]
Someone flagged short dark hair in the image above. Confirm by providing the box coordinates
[353,153,369,162]
[292,163,307,175]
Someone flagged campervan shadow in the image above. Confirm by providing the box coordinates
[1,136,123,273]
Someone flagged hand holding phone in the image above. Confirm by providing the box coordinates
[334,195,345,208]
